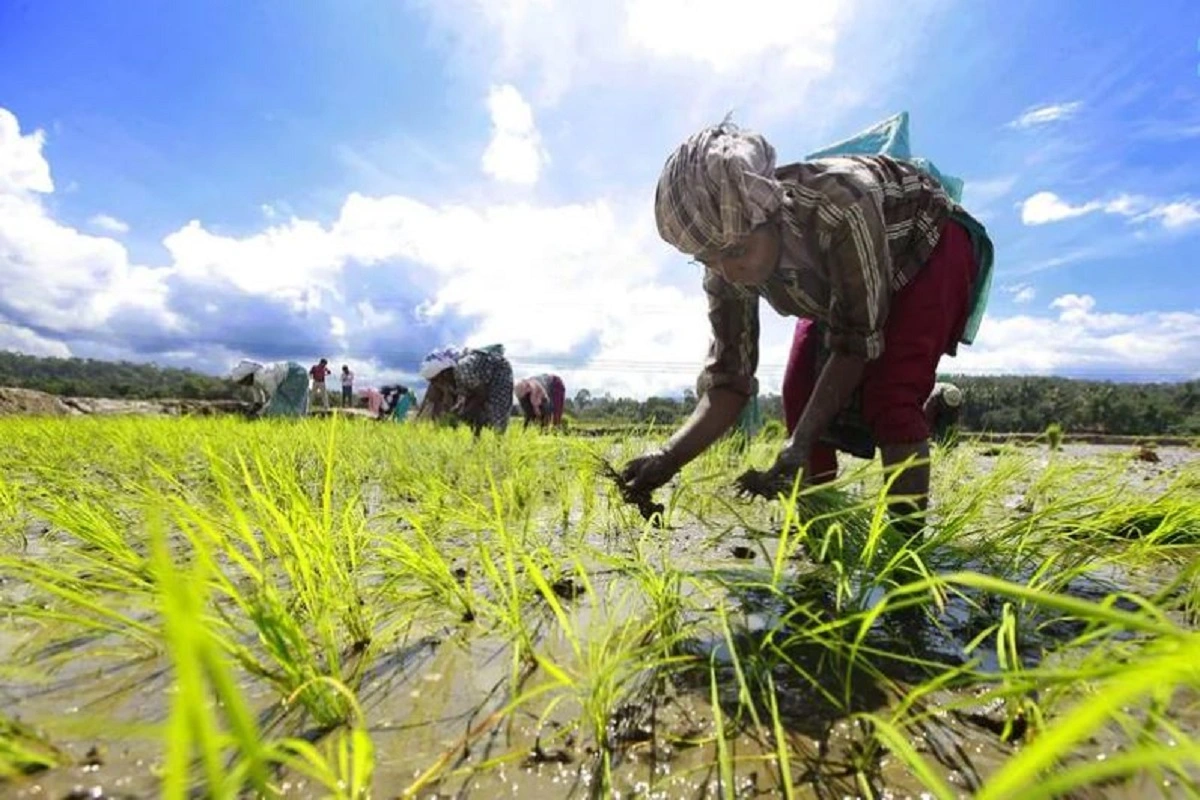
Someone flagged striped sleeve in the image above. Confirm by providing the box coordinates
[701,268,759,396]
[822,188,892,360]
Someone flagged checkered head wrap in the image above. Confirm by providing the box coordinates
[654,120,783,256]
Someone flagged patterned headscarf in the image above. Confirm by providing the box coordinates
[654,120,783,256]
[229,359,263,383]
[419,347,461,380]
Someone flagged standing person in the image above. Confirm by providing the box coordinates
[309,358,331,411]
[340,365,355,408]
[620,119,994,536]
[416,345,514,435]
[229,360,310,418]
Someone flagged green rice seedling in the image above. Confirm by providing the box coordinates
[376,513,478,625]
[1,416,1197,798]
[151,508,376,799]
[159,443,380,726]
[0,714,63,779]
[709,657,736,800]
[610,534,691,656]
[1044,422,1064,451]
[859,570,1200,797]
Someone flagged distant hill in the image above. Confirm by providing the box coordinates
[0,351,237,400]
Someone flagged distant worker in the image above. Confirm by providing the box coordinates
[361,386,384,417]
[620,119,994,536]
[229,360,310,418]
[380,384,414,421]
[515,373,566,429]
[416,345,514,435]
[925,381,964,445]
[340,365,355,408]
[309,358,331,411]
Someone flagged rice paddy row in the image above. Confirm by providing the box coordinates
[0,416,1197,798]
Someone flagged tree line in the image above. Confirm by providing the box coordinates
[0,351,235,400]
[566,376,1200,436]
[2,351,1197,435]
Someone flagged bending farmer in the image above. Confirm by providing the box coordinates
[620,120,993,533]
[415,345,514,435]
[230,359,311,418]
[380,384,414,421]
[515,373,566,429]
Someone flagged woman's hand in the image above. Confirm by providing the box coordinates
[735,442,810,499]
[619,450,679,496]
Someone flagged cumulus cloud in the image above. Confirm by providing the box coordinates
[0,103,727,396]
[954,294,1200,380]
[0,111,176,338]
[0,109,53,195]
[1020,191,1200,230]
[481,84,547,185]
[88,214,130,235]
[1008,101,1083,129]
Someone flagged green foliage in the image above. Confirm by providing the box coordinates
[0,350,238,400]
[564,376,1198,436]
[0,415,1198,796]
[759,418,787,441]
[946,375,1200,436]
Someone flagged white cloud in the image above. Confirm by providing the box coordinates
[0,108,53,195]
[356,300,396,330]
[1004,283,1036,304]
[0,320,72,358]
[1020,191,1200,231]
[163,217,345,304]
[0,109,177,340]
[1135,200,1200,230]
[1008,101,1083,129]
[481,84,547,185]
[1020,191,1101,225]
[624,0,844,72]
[954,294,1200,379]
[411,0,914,125]
[88,214,130,235]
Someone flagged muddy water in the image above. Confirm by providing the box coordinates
[2,444,1198,799]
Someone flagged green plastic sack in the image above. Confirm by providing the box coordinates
[805,111,992,345]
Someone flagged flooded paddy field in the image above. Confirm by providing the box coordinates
[0,418,1197,798]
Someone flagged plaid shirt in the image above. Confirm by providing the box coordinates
[703,155,956,396]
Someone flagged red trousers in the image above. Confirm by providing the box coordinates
[547,376,566,424]
[782,219,978,480]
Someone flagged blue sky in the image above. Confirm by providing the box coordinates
[1,0,1198,395]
